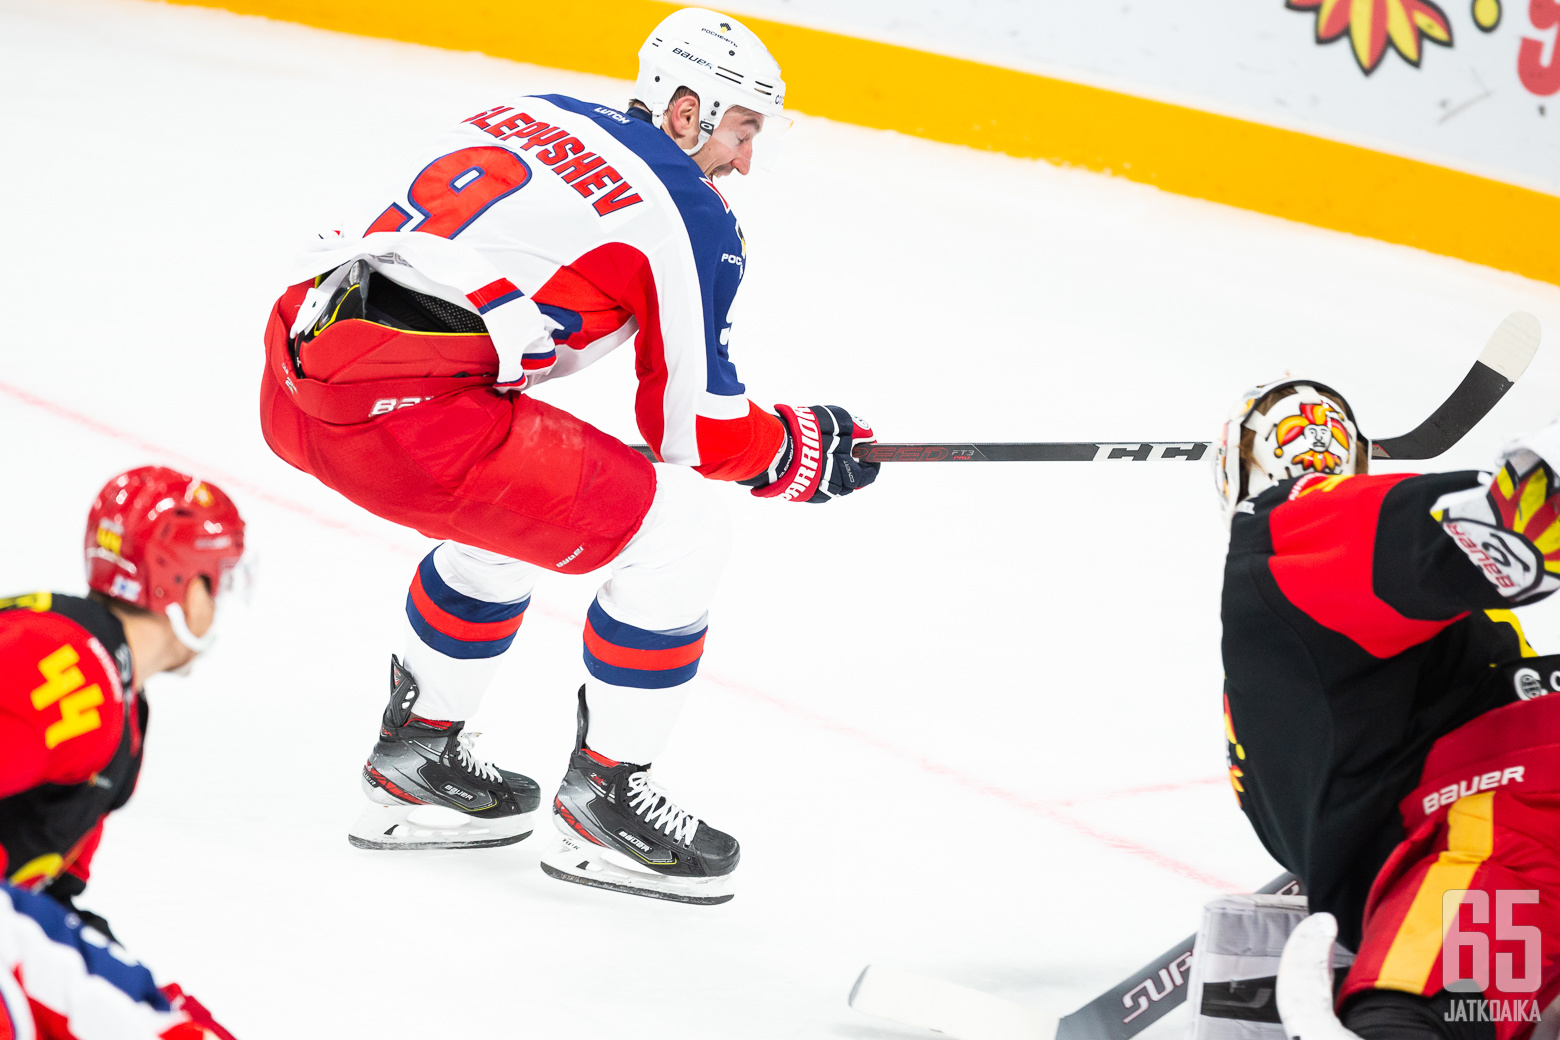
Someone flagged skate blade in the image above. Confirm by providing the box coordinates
[347,803,536,851]
[539,831,734,905]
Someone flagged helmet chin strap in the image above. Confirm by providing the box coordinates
[166,602,216,654]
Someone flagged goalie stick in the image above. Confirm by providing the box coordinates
[847,873,1301,1040]
[832,312,1539,464]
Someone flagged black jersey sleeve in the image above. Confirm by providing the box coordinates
[1372,471,1525,619]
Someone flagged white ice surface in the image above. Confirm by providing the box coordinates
[3,1,1560,1038]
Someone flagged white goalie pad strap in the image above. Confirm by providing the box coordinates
[1188,895,1354,1040]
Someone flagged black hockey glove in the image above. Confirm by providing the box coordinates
[742,404,879,502]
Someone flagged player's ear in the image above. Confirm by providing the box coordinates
[670,91,700,134]
[181,576,216,639]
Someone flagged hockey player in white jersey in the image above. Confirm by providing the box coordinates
[258,8,880,904]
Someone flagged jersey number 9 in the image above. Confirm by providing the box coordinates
[367,147,531,238]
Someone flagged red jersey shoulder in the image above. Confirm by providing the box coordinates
[0,593,126,786]
[1263,474,1464,658]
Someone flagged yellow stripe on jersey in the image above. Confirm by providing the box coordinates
[1373,792,1495,993]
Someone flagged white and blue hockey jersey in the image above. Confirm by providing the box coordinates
[290,94,785,481]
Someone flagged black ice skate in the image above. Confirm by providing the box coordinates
[539,687,738,904]
[347,655,541,851]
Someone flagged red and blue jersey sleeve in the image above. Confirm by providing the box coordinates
[620,174,783,481]
[342,94,786,478]
[1,883,213,1039]
[530,97,785,481]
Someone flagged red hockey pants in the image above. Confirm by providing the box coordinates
[1341,694,1560,1040]
[259,281,655,574]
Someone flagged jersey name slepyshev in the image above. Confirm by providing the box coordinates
[315,95,760,473]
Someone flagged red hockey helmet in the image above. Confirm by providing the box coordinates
[84,467,246,620]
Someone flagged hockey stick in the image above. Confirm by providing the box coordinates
[834,312,1540,463]
[623,314,1536,465]
[847,873,1301,1040]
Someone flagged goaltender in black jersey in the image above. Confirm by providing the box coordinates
[1213,377,1560,1040]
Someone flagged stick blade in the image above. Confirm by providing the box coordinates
[1479,311,1541,383]
[849,964,1056,1040]
[1372,312,1541,460]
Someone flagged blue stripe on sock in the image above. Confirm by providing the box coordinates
[585,600,705,651]
[582,652,702,689]
[406,598,518,659]
[417,552,530,623]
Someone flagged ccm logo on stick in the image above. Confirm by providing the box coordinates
[1093,442,1207,462]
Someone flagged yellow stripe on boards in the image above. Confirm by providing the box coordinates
[1374,791,1494,993]
[162,0,1560,287]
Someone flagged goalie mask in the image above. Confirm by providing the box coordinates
[1213,379,1368,520]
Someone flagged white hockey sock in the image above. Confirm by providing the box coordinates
[400,542,539,721]
[574,464,729,763]
[401,615,505,721]
[583,677,692,766]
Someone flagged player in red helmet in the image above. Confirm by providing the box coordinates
[0,465,246,939]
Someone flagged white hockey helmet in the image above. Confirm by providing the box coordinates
[634,8,788,152]
[1213,379,1369,519]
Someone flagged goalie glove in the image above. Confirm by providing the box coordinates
[1435,425,1560,603]
[742,404,880,503]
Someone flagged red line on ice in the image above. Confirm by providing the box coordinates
[701,672,1241,891]
[0,378,1241,891]
[0,380,422,557]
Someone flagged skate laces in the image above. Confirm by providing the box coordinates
[453,731,502,784]
[625,771,700,846]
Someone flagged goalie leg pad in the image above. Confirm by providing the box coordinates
[1189,894,1355,1040]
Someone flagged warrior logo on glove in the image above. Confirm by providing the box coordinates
[743,404,880,503]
